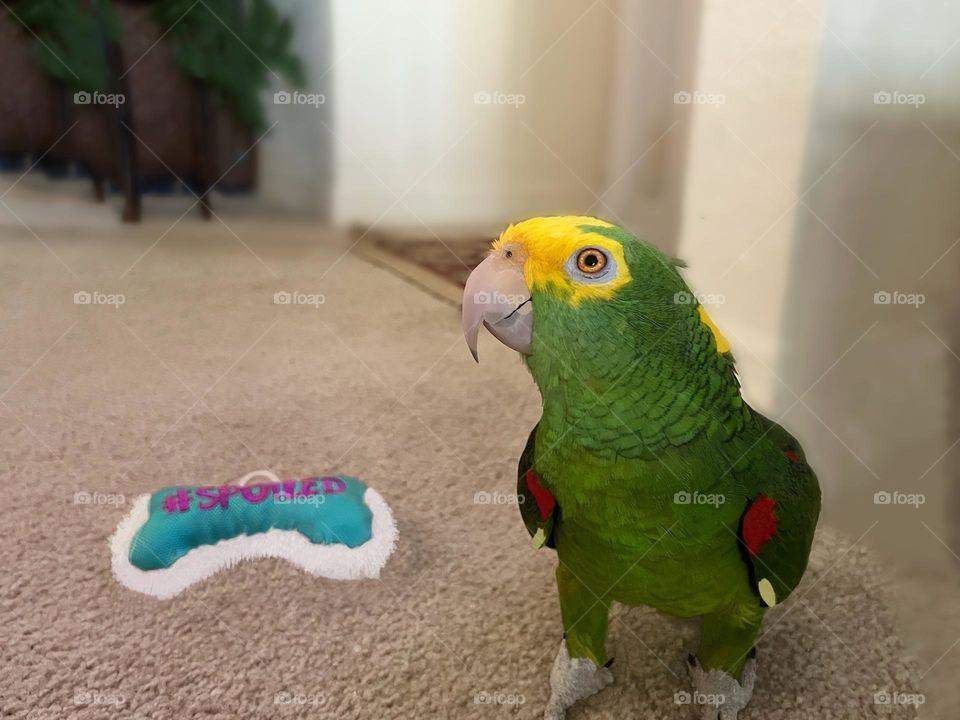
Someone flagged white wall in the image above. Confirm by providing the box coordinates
[327,0,617,227]
[779,3,960,707]
[259,0,335,216]
[675,0,825,412]
[600,0,702,254]
[780,0,960,572]
[259,0,699,241]
[676,0,960,578]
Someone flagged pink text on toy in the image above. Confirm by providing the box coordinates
[161,477,346,513]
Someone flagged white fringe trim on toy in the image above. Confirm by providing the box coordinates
[110,487,398,599]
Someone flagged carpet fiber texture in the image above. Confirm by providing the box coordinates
[0,217,920,719]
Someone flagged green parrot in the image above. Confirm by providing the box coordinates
[461,216,820,719]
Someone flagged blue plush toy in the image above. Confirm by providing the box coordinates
[111,470,397,598]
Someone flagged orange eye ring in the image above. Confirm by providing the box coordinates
[576,248,607,274]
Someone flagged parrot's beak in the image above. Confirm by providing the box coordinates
[461,254,533,362]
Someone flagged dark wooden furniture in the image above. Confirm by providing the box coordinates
[0,2,257,221]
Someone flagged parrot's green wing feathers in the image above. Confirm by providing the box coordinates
[517,424,556,549]
[735,413,821,607]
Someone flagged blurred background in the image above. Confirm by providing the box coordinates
[2,0,958,715]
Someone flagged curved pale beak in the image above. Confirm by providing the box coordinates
[461,254,533,362]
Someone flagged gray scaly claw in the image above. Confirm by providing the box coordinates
[543,639,613,720]
[687,655,757,720]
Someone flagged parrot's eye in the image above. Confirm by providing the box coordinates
[576,248,607,274]
[565,245,616,284]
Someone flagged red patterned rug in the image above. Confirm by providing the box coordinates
[354,225,493,303]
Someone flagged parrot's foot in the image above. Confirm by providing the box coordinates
[686,654,756,720]
[543,639,613,720]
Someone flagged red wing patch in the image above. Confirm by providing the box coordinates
[742,494,777,556]
[525,469,556,522]
[785,450,799,462]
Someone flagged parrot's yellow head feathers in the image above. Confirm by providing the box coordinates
[492,216,632,305]
[462,215,732,370]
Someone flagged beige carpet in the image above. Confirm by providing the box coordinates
[0,200,922,718]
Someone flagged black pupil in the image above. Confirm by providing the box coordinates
[583,253,599,267]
